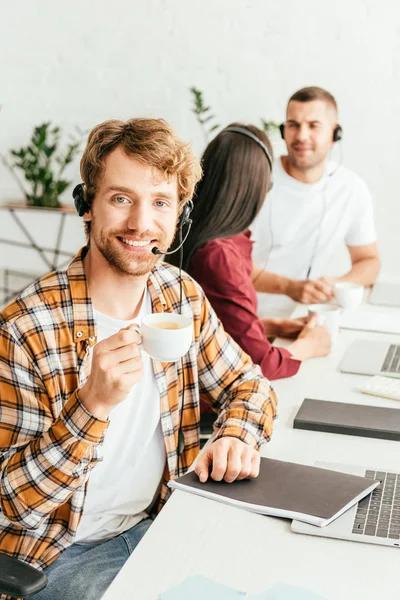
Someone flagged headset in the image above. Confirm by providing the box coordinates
[224,126,274,190]
[73,182,194,265]
[153,200,194,460]
[151,200,193,260]
[73,182,193,463]
[72,125,270,467]
[279,123,343,143]
[252,123,344,284]
[73,183,88,217]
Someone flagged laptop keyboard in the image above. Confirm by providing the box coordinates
[352,470,400,539]
[382,345,400,374]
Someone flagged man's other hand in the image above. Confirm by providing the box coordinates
[194,437,260,483]
[286,278,334,304]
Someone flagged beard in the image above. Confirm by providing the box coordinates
[287,145,327,171]
[91,219,174,277]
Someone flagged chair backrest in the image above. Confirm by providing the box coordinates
[0,553,47,598]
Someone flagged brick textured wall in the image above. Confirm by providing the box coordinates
[0,0,399,276]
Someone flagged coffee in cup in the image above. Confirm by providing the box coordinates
[140,313,193,361]
[152,321,180,330]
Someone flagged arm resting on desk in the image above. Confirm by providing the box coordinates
[252,264,334,304]
[320,243,380,288]
[252,263,290,295]
[196,294,278,450]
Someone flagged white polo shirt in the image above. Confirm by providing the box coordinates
[251,157,377,316]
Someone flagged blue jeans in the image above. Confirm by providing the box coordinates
[34,518,153,600]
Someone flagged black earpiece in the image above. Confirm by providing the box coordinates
[333,125,343,143]
[279,123,343,143]
[181,199,193,227]
[73,183,89,217]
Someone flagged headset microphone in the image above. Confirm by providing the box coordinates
[151,227,191,256]
[72,184,194,471]
[151,200,193,256]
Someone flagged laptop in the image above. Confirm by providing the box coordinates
[292,462,400,548]
[340,340,400,378]
[370,282,400,307]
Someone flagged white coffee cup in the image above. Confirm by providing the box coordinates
[140,312,193,362]
[333,282,364,309]
[308,304,341,343]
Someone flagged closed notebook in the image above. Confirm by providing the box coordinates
[168,458,379,527]
[293,398,400,441]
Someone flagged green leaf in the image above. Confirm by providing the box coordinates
[55,180,70,195]
[189,86,220,142]
[43,144,57,158]
[201,114,215,123]
[7,120,84,208]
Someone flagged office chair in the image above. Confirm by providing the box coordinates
[0,552,47,598]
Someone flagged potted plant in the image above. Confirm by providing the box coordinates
[2,122,83,209]
[189,86,281,143]
[0,123,86,303]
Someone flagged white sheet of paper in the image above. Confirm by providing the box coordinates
[249,583,327,599]
[159,575,245,599]
[339,305,400,334]
[159,578,326,600]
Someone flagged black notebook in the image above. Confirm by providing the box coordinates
[168,457,379,527]
[294,398,400,441]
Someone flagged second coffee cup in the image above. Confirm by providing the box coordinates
[308,304,341,343]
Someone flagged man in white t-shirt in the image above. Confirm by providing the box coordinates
[0,118,277,600]
[252,86,380,318]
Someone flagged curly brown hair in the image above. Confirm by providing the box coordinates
[80,118,202,236]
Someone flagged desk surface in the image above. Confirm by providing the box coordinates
[103,324,400,600]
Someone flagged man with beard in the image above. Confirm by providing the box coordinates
[0,118,277,600]
[251,86,380,318]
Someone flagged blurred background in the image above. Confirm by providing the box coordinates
[1,0,399,303]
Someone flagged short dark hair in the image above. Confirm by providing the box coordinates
[288,86,338,113]
[168,123,273,271]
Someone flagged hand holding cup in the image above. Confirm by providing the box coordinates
[79,327,143,420]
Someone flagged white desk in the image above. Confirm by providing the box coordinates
[103,326,400,600]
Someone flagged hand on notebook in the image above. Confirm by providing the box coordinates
[194,437,260,484]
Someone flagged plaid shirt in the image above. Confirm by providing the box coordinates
[0,248,277,572]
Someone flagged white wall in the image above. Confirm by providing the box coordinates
[1,0,399,278]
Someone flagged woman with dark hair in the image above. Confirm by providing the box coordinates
[169,123,331,382]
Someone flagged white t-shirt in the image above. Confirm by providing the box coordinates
[75,289,166,544]
[251,157,377,316]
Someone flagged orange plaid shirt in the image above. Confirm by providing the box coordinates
[0,248,277,571]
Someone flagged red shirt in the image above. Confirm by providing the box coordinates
[189,231,301,383]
